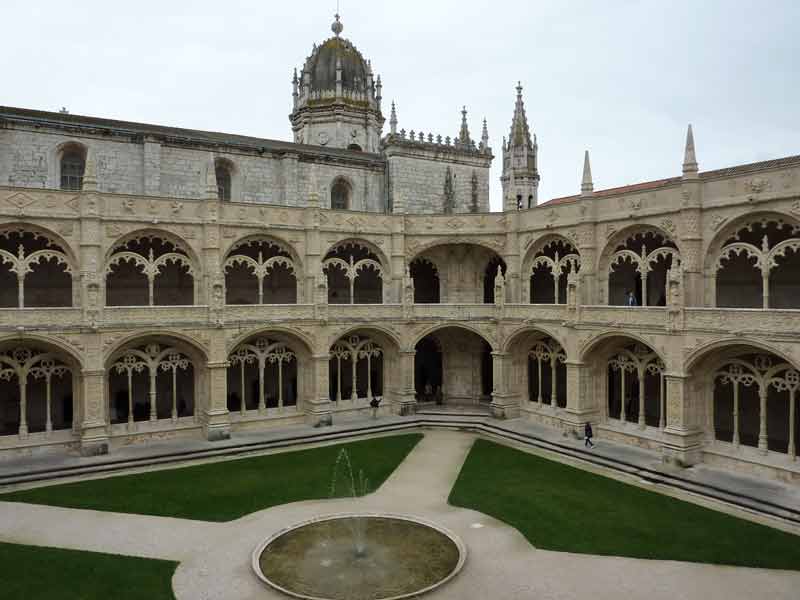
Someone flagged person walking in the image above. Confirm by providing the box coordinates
[626,290,638,307]
[584,421,594,448]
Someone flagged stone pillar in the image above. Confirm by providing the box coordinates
[661,374,703,466]
[79,331,109,455]
[204,361,231,441]
[562,361,598,430]
[395,350,417,416]
[306,353,333,427]
[490,351,519,419]
[281,152,299,206]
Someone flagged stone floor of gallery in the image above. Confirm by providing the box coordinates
[2,417,800,600]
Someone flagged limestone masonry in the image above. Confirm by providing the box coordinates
[0,14,799,485]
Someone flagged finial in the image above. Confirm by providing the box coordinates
[480,118,489,151]
[332,13,343,37]
[516,81,523,97]
[682,123,699,178]
[459,106,471,144]
[390,101,398,135]
[581,150,594,196]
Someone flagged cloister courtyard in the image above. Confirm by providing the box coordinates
[2,417,800,599]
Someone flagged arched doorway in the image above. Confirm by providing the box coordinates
[414,327,493,407]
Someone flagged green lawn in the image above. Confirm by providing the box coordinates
[0,542,177,600]
[449,439,800,570]
[1,434,422,522]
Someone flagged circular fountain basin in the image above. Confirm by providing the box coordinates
[252,513,466,600]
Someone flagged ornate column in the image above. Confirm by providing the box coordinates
[394,349,417,416]
[306,353,333,427]
[490,351,519,419]
[203,329,231,441]
[638,368,646,428]
[148,366,158,422]
[661,374,704,466]
[758,383,768,452]
[80,332,110,456]
[561,361,598,432]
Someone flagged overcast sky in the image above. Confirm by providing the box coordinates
[4,1,798,210]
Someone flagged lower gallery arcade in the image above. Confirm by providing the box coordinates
[2,330,798,479]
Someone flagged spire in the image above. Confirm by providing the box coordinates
[331,13,343,37]
[480,118,489,151]
[459,106,471,145]
[389,101,398,135]
[581,150,593,196]
[292,68,299,108]
[682,123,698,178]
[508,81,533,150]
[375,74,382,110]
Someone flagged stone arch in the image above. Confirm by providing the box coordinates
[410,322,495,351]
[408,241,505,304]
[223,235,300,305]
[408,237,504,261]
[222,233,303,270]
[598,224,682,307]
[105,332,208,430]
[0,222,79,308]
[329,324,402,353]
[323,237,390,272]
[580,332,666,429]
[502,324,569,356]
[322,238,388,304]
[0,335,83,439]
[521,234,581,304]
[412,324,495,408]
[227,326,314,356]
[503,326,569,412]
[226,329,312,416]
[685,337,799,375]
[104,228,200,306]
[702,211,800,308]
[328,326,399,412]
[687,341,800,458]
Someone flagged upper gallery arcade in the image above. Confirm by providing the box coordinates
[0,14,799,484]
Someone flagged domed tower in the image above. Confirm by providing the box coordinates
[290,14,384,152]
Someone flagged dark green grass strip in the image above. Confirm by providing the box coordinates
[449,439,800,569]
[1,434,422,522]
[0,542,177,600]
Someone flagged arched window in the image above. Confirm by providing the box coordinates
[331,178,351,210]
[347,143,362,152]
[216,160,232,201]
[60,147,86,191]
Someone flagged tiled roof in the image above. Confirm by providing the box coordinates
[540,154,800,207]
[0,106,383,160]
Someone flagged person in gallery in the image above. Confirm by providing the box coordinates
[584,421,594,448]
[626,290,638,307]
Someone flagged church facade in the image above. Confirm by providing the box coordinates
[1,16,799,483]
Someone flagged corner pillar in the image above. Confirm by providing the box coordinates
[490,351,519,419]
[661,374,703,467]
[306,354,333,427]
[394,350,417,416]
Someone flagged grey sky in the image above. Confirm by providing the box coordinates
[5,0,798,211]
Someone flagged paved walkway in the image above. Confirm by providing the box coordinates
[1,430,799,599]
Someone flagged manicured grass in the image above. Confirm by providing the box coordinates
[0,542,177,600]
[449,439,800,569]
[1,434,422,522]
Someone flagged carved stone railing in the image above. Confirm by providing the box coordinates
[224,304,317,322]
[102,306,209,326]
[580,305,667,328]
[409,304,497,321]
[685,308,800,336]
[0,308,83,328]
[504,304,568,322]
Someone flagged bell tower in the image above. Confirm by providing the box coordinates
[500,82,539,210]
